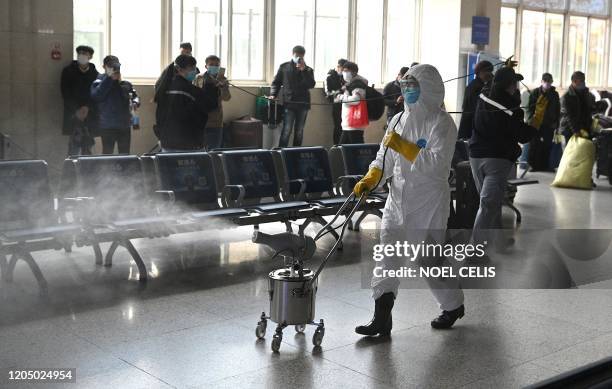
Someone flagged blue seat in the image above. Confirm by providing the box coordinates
[328,144,386,231]
[154,152,249,221]
[73,155,178,281]
[0,160,81,295]
[218,150,314,227]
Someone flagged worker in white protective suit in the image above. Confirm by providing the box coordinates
[354,64,465,336]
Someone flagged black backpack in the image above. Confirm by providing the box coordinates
[365,86,385,121]
[347,80,385,122]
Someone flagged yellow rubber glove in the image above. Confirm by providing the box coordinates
[383,132,421,162]
[579,129,590,138]
[353,167,382,196]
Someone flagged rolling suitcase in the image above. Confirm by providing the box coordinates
[454,161,480,229]
[595,129,612,185]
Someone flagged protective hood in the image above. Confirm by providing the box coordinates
[405,64,445,112]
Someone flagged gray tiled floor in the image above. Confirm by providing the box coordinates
[1,172,612,388]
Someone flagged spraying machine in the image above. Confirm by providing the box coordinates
[252,193,368,352]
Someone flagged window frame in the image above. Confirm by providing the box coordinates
[502,0,612,88]
[76,0,422,86]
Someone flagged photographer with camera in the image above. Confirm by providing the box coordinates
[90,55,139,154]
[195,55,231,150]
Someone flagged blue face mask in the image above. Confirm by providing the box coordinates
[208,66,220,76]
[403,86,420,104]
[185,70,198,82]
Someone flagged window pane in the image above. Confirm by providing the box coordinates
[499,7,517,61]
[569,0,609,16]
[172,0,182,57]
[520,10,545,86]
[502,0,519,4]
[74,0,107,68]
[523,0,567,11]
[565,16,588,85]
[544,13,564,85]
[314,0,348,81]
[231,0,265,80]
[384,0,417,82]
[180,0,226,62]
[588,18,606,86]
[274,0,315,73]
[355,0,384,86]
[111,0,162,78]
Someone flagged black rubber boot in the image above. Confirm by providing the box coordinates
[355,292,395,336]
[431,304,465,329]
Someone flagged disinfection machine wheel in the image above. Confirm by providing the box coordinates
[255,312,268,339]
[295,324,306,333]
[271,325,284,352]
[312,320,325,347]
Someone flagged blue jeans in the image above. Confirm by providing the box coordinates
[204,127,223,151]
[279,108,308,147]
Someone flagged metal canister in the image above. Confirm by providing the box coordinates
[268,268,317,325]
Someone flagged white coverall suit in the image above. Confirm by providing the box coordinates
[369,64,464,311]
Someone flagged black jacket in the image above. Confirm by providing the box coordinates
[560,86,595,136]
[155,75,219,150]
[383,80,403,120]
[61,61,99,135]
[324,69,344,102]
[470,87,537,162]
[458,77,487,139]
[91,75,139,131]
[271,61,316,110]
[526,86,560,130]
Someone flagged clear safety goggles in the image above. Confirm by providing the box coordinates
[399,76,419,92]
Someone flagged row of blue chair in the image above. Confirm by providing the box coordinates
[0,145,387,294]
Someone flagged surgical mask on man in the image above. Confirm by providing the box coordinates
[185,69,198,82]
[574,82,586,91]
[292,56,301,63]
[207,66,220,76]
[77,54,89,66]
[541,82,552,91]
[342,71,353,83]
[105,67,114,77]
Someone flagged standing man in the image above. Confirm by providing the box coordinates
[155,42,195,93]
[526,73,561,171]
[270,45,316,147]
[90,55,139,154]
[155,55,219,152]
[61,45,99,155]
[324,58,347,145]
[560,71,596,142]
[383,67,409,125]
[196,55,231,150]
[458,60,494,140]
[469,67,537,247]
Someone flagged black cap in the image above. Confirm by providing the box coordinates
[494,67,524,89]
[542,73,553,82]
[75,45,94,56]
[174,54,197,68]
[103,55,120,67]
